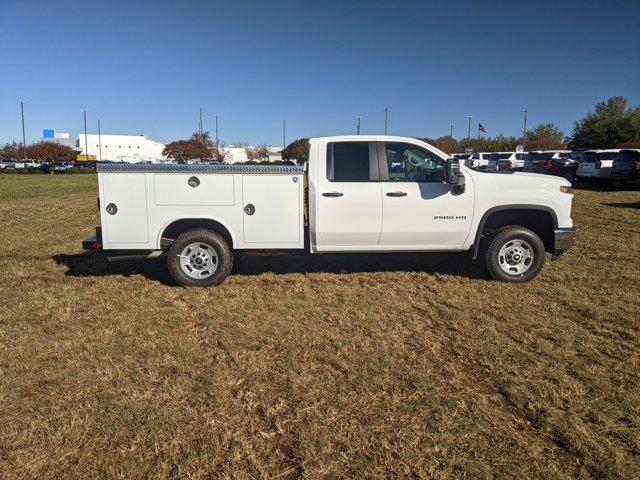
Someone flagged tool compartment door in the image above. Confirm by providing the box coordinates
[241,174,302,246]
[101,173,149,245]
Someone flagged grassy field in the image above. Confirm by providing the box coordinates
[0,174,638,479]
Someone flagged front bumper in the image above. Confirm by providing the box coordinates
[553,227,575,258]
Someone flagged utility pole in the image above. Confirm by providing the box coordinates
[20,101,27,160]
[282,119,286,148]
[97,119,102,162]
[215,113,219,148]
[466,116,472,147]
[450,123,453,138]
[356,115,362,135]
[83,110,89,159]
[522,109,528,149]
[384,107,388,135]
[199,107,203,136]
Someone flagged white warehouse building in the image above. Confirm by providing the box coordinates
[79,134,167,163]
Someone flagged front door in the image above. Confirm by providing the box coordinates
[378,141,474,248]
[315,141,382,248]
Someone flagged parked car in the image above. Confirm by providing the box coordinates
[82,135,575,285]
[486,152,527,172]
[610,149,640,186]
[25,160,41,169]
[1,159,16,169]
[522,150,577,183]
[463,152,493,170]
[576,149,619,181]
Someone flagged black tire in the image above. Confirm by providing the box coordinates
[484,226,545,282]
[167,229,233,287]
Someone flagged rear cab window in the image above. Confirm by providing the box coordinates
[326,142,376,182]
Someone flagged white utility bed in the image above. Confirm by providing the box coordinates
[96,163,305,250]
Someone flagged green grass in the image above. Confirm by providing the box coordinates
[0,175,639,479]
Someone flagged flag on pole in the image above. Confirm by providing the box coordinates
[478,123,487,133]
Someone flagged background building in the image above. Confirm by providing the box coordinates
[41,129,78,149]
[78,134,166,162]
[224,146,282,163]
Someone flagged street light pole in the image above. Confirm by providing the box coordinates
[384,107,388,135]
[282,119,286,148]
[522,109,528,149]
[83,110,89,160]
[356,115,362,135]
[450,123,453,138]
[467,116,472,147]
[215,113,219,149]
[20,101,27,160]
[97,119,102,162]
[199,107,203,136]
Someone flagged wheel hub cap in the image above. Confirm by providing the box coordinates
[179,243,218,279]
[498,239,533,275]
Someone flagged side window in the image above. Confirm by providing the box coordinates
[384,142,446,182]
[327,142,372,182]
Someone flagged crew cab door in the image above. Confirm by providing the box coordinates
[315,141,382,248]
[378,141,473,248]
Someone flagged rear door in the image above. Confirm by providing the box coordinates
[315,141,382,248]
[378,141,474,247]
[101,173,149,245]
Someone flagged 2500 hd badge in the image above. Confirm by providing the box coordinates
[433,215,467,220]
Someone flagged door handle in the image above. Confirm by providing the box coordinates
[386,191,407,197]
[322,192,343,197]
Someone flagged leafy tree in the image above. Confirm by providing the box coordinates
[281,138,310,165]
[27,142,77,163]
[524,123,565,150]
[162,131,227,163]
[568,96,640,149]
[245,145,269,161]
[162,139,211,164]
[0,141,22,159]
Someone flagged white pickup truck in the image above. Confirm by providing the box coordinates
[82,135,575,285]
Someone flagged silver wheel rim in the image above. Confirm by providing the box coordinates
[179,242,218,279]
[498,239,534,275]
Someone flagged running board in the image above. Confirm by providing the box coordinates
[106,251,165,262]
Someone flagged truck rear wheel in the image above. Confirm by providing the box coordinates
[167,229,233,286]
[484,227,545,282]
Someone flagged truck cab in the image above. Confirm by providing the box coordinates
[84,136,575,286]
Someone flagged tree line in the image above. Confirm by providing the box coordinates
[2,96,638,165]
[282,96,640,162]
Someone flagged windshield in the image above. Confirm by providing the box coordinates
[617,151,640,162]
[599,152,618,161]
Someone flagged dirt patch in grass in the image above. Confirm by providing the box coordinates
[0,175,638,478]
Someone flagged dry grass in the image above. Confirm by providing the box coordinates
[0,174,638,479]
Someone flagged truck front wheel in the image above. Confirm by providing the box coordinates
[484,227,545,282]
[167,229,233,287]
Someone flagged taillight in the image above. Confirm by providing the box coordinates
[595,160,602,169]
[545,159,553,169]
[506,160,512,169]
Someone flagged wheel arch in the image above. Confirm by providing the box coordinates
[472,205,558,258]
[158,217,236,250]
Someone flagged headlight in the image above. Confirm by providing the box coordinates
[560,186,573,194]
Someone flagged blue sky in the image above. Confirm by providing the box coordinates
[1,0,639,146]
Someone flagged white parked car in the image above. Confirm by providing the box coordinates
[486,152,527,172]
[576,149,620,180]
[464,152,493,169]
[83,135,575,285]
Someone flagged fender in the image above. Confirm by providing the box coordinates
[471,204,558,259]
[156,216,237,250]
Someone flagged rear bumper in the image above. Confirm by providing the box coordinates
[82,227,103,250]
[553,227,575,258]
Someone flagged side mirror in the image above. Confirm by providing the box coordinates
[446,158,466,193]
